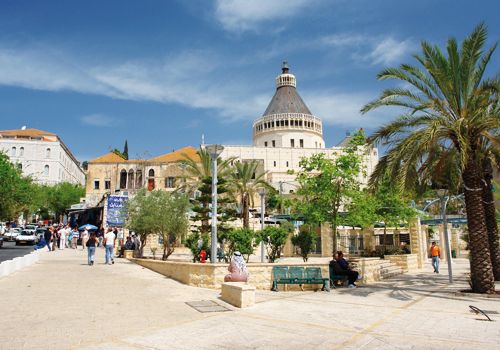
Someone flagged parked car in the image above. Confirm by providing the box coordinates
[35,228,48,242]
[24,224,37,234]
[15,230,38,245]
[4,228,22,241]
[0,235,3,248]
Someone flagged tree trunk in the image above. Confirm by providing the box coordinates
[462,157,495,293]
[139,234,147,258]
[383,226,387,254]
[482,159,500,280]
[242,193,249,228]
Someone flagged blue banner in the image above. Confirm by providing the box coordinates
[107,196,128,226]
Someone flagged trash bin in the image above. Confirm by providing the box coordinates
[451,249,456,258]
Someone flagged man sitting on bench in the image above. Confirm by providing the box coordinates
[330,251,360,288]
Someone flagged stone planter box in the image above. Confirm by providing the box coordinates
[131,258,332,290]
[123,250,134,259]
[131,257,405,290]
[384,254,418,272]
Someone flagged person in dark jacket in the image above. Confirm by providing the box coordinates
[330,251,360,288]
[44,228,53,252]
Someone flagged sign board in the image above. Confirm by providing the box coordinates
[107,195,128,226]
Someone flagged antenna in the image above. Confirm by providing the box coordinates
[201,134,205,146]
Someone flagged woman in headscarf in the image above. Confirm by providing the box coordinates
[224,251,249,282]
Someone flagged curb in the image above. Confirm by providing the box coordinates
[0,250,40,278]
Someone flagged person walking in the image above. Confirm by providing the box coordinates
[430,241,441,273]
[81,229,89,251]
[52,226,59,251]
[104,228,116,265]
[44,228,53,252]
[71,227,79,249]
[58,226,66,250]
[86,233,97,266]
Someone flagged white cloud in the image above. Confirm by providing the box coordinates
[366,38,414,66]
[214,0,313,32]
[318,33,415,66]
[319,33,365,47]
[80,114,117,127]
[0,45,268,121]
[302,91,396,128]
[0,47,121,97]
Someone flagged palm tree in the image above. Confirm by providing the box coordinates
[179,148,235,235]
[229,160,272,228]
[361,23,499,293]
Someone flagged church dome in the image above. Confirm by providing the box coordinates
[252,62,325,149]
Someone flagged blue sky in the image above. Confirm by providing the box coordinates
[0,0,498,162]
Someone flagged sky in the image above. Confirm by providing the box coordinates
[0,0,498,162]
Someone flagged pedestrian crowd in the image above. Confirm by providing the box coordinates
[38,224,140,266]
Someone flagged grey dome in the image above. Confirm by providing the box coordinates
[262,85,312,116]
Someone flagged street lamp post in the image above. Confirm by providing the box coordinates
[437,190,453,283]
[258,188,266,262]
[206,144,224,264]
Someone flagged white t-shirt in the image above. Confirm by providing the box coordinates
[105,232,116,246]
[82,230,89,239]
[58,229,66,239]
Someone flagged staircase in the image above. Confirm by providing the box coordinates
[379,260,404,280]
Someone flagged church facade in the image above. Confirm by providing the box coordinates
[220,63,379,194]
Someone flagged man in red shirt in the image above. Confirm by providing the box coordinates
[430,242,441,273]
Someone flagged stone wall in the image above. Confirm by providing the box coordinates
[384,254,419,273]
[350,258,386,283]
[131,257,401,290]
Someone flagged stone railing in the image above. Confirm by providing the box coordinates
[383,254,419,273]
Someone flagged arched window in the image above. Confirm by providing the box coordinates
[44,165,49,176]
[119,169,127,189]
[148,169,155,191]
[11,147,16,156]
[19,147,24,157]
[127,170,135,189]
[135,170,143,188]
[46,148,51,158]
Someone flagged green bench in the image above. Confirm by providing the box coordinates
[271,266,330,292]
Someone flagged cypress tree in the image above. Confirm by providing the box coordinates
[123,140,129,160]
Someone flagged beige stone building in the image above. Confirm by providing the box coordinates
[84,146,198,206]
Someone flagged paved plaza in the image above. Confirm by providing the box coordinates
[1,248,498,350]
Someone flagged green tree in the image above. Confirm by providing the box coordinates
[149,191,190,260]
[125,189,157,257]
[295,129,366,252]
[229,160,272,228]
[372,178,416,253]
[47,182,85,221]
[123,140,129,160]
[221,228,256,262]
[361,23,499,293]
[0,152,40,221]
[291,224,317,262]
[257,223,293,263]
[180,148,237,248]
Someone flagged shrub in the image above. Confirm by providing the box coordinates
[291,225,317,262]
[222,228,256,262]
[185,232,209,262]
[258,225,292,263]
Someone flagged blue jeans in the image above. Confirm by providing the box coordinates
[432,256,440,273]
[105,245,114,264]
[87,246,96,265]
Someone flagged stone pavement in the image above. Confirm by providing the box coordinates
[0,248,498,350]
